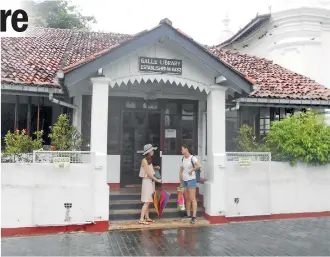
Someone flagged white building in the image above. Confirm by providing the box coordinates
[219,5,330,89]
[2,18,330,235]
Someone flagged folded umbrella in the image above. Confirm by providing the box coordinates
[159,190,171,217]
[152,191,160,216]
[152,190,171,217]
[158,190,165,217]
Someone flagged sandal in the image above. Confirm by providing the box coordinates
[138,220,150,225]
[145,218,155,223]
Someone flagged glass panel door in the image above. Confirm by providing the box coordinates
[120,109,161,187]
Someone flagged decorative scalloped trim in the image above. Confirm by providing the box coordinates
[109,74,211,94]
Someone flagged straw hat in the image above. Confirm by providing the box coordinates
[143,144,157,155]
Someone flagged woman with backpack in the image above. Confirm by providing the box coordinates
[179,144,201,224]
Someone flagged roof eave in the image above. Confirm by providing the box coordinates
[237,97,330,108]
[63,22,253,96]
[1,83,64,95]
[218,14,271,48]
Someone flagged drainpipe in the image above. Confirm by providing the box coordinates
[226,102,240,112]
[52,70,76,109]
[49,93,77,110]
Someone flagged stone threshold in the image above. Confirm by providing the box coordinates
[108,218,210,231]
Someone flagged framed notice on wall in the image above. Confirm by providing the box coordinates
[238,157,252,168]
[139,57,182,74]
[165,129,176,138]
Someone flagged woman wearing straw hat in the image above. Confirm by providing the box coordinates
[139,143,162,225]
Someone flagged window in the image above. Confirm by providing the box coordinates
[1,103,15,147]
[259,107,294,139]
[81,96,123,153]
[226,110,238,151]
[125,100,136,109]
[125,100,159,110]
[181,103,196,153]
[107,99,122,154]
[18,104,28,130]
[259,107,270,136]
[163,101,198,155]
[81,95,92,150]
[164,103,179,154]
[273,108,294,121]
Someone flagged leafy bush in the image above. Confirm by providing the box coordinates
[49,114,82,151]
[236,125,269,152]
[236,110,330,166]
[3,129,43,162]
[4,129,43,154]
[266,110,330,166]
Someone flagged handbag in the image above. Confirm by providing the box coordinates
[154,169,161,179]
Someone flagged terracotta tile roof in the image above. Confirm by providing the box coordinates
[209,47,330,100]
[65,31,132,69]
[2,26,330,100]
[1,27,131,88]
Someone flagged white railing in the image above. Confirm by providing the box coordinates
[226,152,271,162]
[33,151,94,164]
[1,153,34,163]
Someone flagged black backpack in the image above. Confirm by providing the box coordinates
[182,155,201,183]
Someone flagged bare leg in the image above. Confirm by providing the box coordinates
[188,188,197,218]
[145,204,155,222]
[140,203,149,223]
[184,188,191,217]
[145,203,150,219]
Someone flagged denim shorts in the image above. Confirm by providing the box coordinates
[182,179,197,189]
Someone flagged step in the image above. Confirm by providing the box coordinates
[108,188,203,221]
[109,199,202,210]
[109,217,210,231]
[109,210,203,221]
[110,193,179,201]
[110,188,178,195]
[110,207,203,215]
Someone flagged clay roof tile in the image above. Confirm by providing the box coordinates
[2,27,330,100]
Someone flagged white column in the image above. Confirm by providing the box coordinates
[204,85,227,216]
[198,100,207,196]
[90,77,110,224]
[90,77,109,154]
[321,31,330,125]
[72,94,82,134]
[198,100,207,157]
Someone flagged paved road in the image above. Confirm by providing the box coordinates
[2,217,330,256]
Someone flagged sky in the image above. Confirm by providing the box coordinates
[71,0,330,46]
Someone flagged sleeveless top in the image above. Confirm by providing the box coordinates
[139,163,155,179]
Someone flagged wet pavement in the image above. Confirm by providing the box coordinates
[2,217,330,256]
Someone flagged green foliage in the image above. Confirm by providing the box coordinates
[236,125,269,152]
[4,129,43,154]
[49,114,82,151]
[24,0,96,30]
[236,110,330,166]
[266,110,330,166]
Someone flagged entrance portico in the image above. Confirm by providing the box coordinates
[61,18,253,219]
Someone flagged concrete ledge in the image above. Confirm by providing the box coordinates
[1,221,109,237]
[202,209,330,224]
